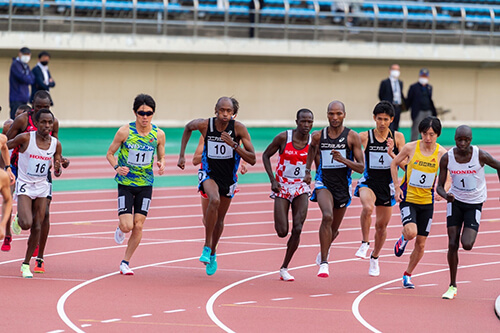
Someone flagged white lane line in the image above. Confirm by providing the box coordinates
[310,293,333,297]
[484,277,500,281]
[346,291,360,294]
[233,301,257,305]
[80,324,92,328]
[382,287,402,291]
[131,314,152,318]
[47,330,65,333]
[101,318,121,323]
[164,309,186,313]
[457,281,471,284]
[417,284,438,287]
[271,297,293,301]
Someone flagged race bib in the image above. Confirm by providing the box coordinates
[452,174,477,192]
[128,149,154,167]
[369,151,392,170]
[409,169,435,189]
[207,141,233,159]
[27,159,50,177]
[198,169,208,184]
[321,149,346,169]
[283,161,305,179]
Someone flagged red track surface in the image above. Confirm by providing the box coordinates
[2,150,500,332]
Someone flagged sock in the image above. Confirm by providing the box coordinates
[404,271,411,277]
[362,241,370,245]
[371,254,378,260]
[121,260,129,266]
[321,261,328,265]
[22,262,29,266]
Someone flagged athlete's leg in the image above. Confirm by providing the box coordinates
[402,222,418,241]
[461,227,478,251]
[358,187,376,243]
[17,195,34,231]
[316,189,334,262]
[405,235,427,274]
[210,196,232,255]
[274,197,291,238]
[123,213,147,262]
[331,207,347,245]
[281,193,308,269]
[446,226,461,287]
[24,197,48,264]
[372,206,393,257]
[201,179,221,250]
[201,196,208,227]
[37,199,51,260]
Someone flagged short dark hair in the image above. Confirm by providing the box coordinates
[418,116,441,136]
[16,104,31,114]
[296,108,313,120]
[38,51,51,59]
[373,101,395,117]
[34,108,54,123]
[33,90,52,104]
[133,94,156,113]
[19,47,31,54]
[230,97,239,116]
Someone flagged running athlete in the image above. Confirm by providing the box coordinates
[262,109,314,282]
[0,134,13,242]
[304,100,364,278]
[436,125,500,299]
[106,94,166,276]
[8,109,62,278]
[353,101,406,276]
[392,116,447,289]
[177,96,256,276]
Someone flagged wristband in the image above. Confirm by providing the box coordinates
[233,142,239,150]
[4,165,11,171]
[114,165,119,170]
[305,168,311,173]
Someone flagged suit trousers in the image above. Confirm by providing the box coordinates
[390,105,402,132]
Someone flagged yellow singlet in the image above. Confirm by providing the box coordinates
[401,140,440,205]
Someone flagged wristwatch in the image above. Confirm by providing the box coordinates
[233,142,239,149]
[114,165,119,170]
[4,165,11,171]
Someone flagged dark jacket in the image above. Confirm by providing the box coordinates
[378,78,406,107]
[31,64,56,101]
[9,57,34,103]
[406,82,437,120]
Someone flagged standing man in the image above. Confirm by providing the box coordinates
[378,64,406,132]
[8,109,62,278]
[304,100,364,278]
[353,101,406,276]
[9,47,34,119]
[406,68,437,142]
[31,51,56,103]
[391,116,447,289]
[107,94,166,276]
[262,109,314,281]
[177,97,256,276]
[436,125,500,299]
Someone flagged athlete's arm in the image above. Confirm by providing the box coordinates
[2,120,13,135]
[232,121,256,165]
[304,130,320,185]
[5,113,28,140]
[178,118,207,170]
[156,128,166,175]
[262,131,287,193]
[479,149,500,182]
[436,153,453,202]
[391,142,415,202]
[0,134,14,184]
[7,133,29,153]
[339,130,364,174]
[192,135,205,166]
[0,170,13,240]
[106,125,130,176]
[391,131,407,169]
[51,118,70,169]
[359,131,368,151]
[53,141,63,177]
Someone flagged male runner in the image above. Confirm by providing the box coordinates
[0,134,13,242]
[437,125,500,299]
[353,101,406,276]
[8,109,62,278]
[177,97,256,276]
[392,116,447,288]
[262,109,314,281]
[107,94,166,275]
[304,100,364,278]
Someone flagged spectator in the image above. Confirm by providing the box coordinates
[406,68,437,141]
[31,51,56,104]
[378,63,406,132]
[9,47,34,119]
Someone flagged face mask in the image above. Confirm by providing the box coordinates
[40,61,49,66]
[390,70,400,79]
[419,77,429,85]
[20,55,31,64]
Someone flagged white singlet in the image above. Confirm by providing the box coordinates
[448,145,487,204]
[17,131,57,184]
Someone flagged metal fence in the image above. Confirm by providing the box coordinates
[2,0,500,45]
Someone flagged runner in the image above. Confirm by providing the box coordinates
[177,96,256,276]
[262,109,314,281]
[391,116,447,288]
[106,94,166,276]
[8,109,62,278]
[304,100,364,278]
[0,133,13,242]
[353,101,406,276]
[436,125,500,299]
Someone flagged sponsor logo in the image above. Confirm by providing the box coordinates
[468,165,475,168]
[450,169,477,175]
[29,154,51,161]
[339,137,345,143]
[413,160,436,168]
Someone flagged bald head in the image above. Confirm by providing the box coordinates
[215,97,233,109]
[327,100,345,113]
[455,125,472,139]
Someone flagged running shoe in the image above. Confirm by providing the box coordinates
[120,262,134,275]
[21,264,33,278]
[402,275,415,289]
[34,259,45,273]
[317,263,329,278]
[442,286,457,300]
[12,214,21,235]
[199,246,211,265]
[32,245,39,258]
[368,256,380,277]
[394,235,408,257]
[206,254,217,276]
[279,268,295,282]
[355,242,370,259]
[1,235,12,251]
[114,227,125,245]
[315,250,330,266]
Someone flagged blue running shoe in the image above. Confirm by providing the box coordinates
[200,246,211,265]
[403,275,415,289]
[394,235,407,257]
[206,254,217,276]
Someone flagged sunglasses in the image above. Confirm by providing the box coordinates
[137,111,154,117]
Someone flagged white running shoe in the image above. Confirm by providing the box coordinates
[317,263,329,278]
[120,262,134,275]
[355,242,369,259]
[279,268,295,281]
[369,256,380,276]
[315,250,330,266]
[114,227,125,245]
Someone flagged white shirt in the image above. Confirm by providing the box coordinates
[448,146,487,204]
[389,76,401,105]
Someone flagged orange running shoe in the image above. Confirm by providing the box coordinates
[34,259,45,273]
[1,236,12,251]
